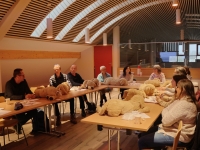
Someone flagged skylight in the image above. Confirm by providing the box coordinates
[55,0,108,40]
[30,0,75,37]
[90,0,171,43]
[73,0,138,42]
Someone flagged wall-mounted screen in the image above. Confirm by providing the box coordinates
[160,52,177,62]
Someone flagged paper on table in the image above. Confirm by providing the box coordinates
[122,111,150,120]
[22,101,41,106]
[144,96,158,103]
[0,110,11,115]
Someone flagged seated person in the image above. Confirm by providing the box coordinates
[97,66,112,107]
[118,66,133,99]
[149,65,166,83]
[174,66,187,76]
[67,64,90,117]
[49,64,77,125]
[138,79,197,150]
[156,74,187,107]
[184,66,192,80]
[4,68,38,134]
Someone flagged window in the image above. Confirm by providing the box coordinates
[189,44,197,62]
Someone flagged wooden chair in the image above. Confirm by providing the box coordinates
[167,120,183,150]
[0,97,28,148]
[0,119,28,148]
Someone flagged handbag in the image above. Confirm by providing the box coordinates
[14,102,23,110]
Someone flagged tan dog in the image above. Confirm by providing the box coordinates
[97,95,150,117]
[144,79,160,87]
[101,77,128,86]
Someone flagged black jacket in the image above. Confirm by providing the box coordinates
[5,77,32,100]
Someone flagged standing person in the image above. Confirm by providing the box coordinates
[149,65,166,83]
[119,66,133,99]
[67,64,90,117]
[138,79,197,150]
[97,66,112,107]
[49,64,77,125]
[5,68,38,134]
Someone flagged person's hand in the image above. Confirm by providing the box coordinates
[31,94,36,99]
[25,94,35,99]
[25,94,32,99]
[156,96,160,102]
[158,87,166,91]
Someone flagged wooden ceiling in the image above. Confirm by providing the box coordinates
[0,0,200,45]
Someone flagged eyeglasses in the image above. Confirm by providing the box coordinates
[18,74,24,77]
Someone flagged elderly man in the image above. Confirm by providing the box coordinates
[49,64,77,125]
[5,68,38,134]
[97,66,111,107]
[67,64,90,117]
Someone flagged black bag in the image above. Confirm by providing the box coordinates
[87,102,96,114]
[14,102,23,110]
[32,109,50,132]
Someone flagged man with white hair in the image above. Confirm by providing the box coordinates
[49,64,77,125]
[97,66,111,107]
[67,64,91,117]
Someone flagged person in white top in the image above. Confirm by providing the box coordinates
[138,79,197,150]
[149,65,166,83]
[119,66,133,99]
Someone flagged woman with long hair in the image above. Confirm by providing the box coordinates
[119,66,133,99]
[138,79,197,150]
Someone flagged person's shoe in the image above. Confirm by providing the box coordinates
[81,109,86,118]
[29,130,38,136]
[13,125,22,134]
[70,114,77,124]
[56,115,61,126]
[100,103,103,107]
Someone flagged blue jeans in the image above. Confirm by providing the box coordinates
[138,126,184,150]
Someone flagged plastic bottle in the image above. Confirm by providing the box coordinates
[137,65,141,75]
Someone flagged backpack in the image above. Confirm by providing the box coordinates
[86,102,96,114]
[32,109,50,132]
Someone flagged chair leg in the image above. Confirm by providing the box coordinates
[3,128,5,147]
[7,127,10,141]
[17,125,19,140]
[109,92,111,99]
[21,126,28,146]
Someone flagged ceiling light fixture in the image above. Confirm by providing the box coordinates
[47,18,53,39]
[172,0,178,7]
[180,29,184,40]
[85,28,90,43]
[103,33,107,46]
[176,9,181,24]
[128,39,132,49]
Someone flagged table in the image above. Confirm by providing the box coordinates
[81,103,163,150]
[0,85,108,137]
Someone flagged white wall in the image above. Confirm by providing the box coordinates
[72,47,94,80]
[0,38,94,92]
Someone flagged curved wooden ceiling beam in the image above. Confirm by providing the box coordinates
[0,0,31,41]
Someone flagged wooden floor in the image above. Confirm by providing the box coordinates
[0,91,139,150]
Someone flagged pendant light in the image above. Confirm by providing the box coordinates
[85,28,90,43]
[176,9,181,24]
[47,18,53,38]
[103,33,107,46]
[172,0,178,7]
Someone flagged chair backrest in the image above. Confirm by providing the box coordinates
[0,96,5,103]
[172,120,183,150]
[30,87,38,93]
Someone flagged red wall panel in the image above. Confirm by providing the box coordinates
[94,45,112,77]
